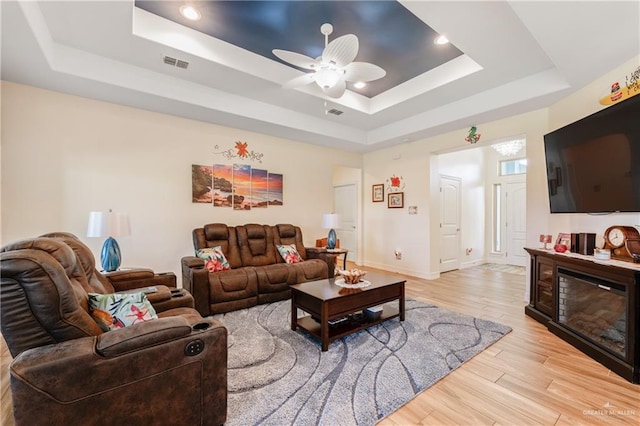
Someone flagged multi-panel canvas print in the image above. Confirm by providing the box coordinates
[192,164,283,208]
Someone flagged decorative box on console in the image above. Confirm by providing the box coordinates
[570,233,596,255]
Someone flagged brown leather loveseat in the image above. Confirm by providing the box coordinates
[181,223,335,316]
[1,234,228,426]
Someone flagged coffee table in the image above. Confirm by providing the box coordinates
[290,271,406,351]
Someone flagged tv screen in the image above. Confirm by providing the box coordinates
[543,94,640,213]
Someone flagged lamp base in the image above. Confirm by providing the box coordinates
[327,229,337,250]
[101,237,122,272]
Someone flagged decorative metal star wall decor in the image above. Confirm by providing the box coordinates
[213,141,264,163]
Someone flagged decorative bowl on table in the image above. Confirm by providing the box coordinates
[337,268,367,284]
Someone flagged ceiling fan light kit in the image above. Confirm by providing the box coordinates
[273,23,386,99]
[315,68,342,89]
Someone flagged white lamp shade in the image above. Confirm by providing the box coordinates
[322,213,341,229]
[87,211,131,238]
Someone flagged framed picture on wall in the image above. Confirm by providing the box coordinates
[372,184,384,202]
[388,192,404,208]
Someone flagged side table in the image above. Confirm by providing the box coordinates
[306,247,349,277]
[326,248,348,270]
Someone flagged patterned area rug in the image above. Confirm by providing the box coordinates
[215,299,511,426]
[478,263,526,275]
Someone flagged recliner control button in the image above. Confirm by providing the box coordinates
[185,339,204,356]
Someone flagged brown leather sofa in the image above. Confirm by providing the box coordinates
[1,235,227,426]
[181,223,335,316]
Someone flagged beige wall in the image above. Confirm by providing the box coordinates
[363,143,432,277]
[363,109,547,279]
[362,54,639,279]
[1,82,361,278]
[545,55,640,243]
[3,55,639,282]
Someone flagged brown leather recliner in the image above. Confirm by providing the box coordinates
[39,232,195,312]
[1,236,228,426]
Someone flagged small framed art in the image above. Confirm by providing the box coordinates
[372,184,384,202]
[556,233,570,247]
[388,192,404,208]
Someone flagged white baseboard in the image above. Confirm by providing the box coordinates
[362,260,438,280]
[460,259,484,269]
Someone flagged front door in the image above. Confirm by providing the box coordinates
[506,181,527,266]
[440,175,461,272]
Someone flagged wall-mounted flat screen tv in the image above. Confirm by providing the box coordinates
[543,94,640,213]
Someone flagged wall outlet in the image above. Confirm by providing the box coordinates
[394,250,402,260]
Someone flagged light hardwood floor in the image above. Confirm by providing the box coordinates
[1,265,639,425]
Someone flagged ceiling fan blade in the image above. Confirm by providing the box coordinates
[282,73,315,89]
[322,79,347,98]
[272,49,318,70]
[322,34,358,68]
[344,62,386,82]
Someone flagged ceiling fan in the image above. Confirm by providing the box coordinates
[272,23,386,99]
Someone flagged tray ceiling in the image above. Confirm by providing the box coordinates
[2,1,638,152]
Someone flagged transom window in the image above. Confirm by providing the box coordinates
[499,158,527,176]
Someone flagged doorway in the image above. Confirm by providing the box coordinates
[436,142,527,273]
[333,184,357,261]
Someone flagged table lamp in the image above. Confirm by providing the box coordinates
[322,213,341,249]
[87,210,131,272]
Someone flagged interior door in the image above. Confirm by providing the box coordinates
[440,176,461,272]
[506,181,527,266]
[333,184,357,262]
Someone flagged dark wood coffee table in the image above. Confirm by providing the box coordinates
[290,271,406,351]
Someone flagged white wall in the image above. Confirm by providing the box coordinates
[1,82,362,279]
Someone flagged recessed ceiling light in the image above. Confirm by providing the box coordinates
[434,35,449,45]
[180,5,201,21]
[353,81,366,89]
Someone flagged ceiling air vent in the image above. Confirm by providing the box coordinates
[327,108,343,116]
[163,55,189,69]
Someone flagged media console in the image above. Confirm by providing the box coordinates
[524,248,639,383]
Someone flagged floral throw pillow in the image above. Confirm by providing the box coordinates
[196,246,231,272]
[276,244,303,264]
[88,292,158,331]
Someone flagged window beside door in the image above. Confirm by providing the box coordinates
[493,184,502,253]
